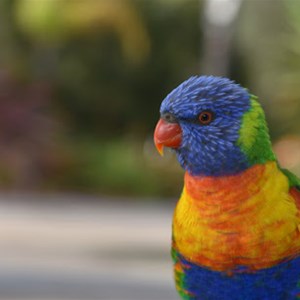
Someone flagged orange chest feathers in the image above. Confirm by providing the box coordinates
[173,162,300,271]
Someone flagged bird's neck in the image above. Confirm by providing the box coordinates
[183,163,268,213]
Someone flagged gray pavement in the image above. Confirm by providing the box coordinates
[0,193,179,300]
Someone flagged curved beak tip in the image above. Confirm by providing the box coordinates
[155,142,164,156]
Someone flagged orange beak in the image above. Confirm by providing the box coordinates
[153,118,182,156]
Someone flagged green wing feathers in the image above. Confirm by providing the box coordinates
[281,168,300,190]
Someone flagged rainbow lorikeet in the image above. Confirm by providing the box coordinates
[153,76,300,300]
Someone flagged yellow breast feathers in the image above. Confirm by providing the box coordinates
[173,162,300,271]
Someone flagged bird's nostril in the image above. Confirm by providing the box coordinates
[162,113,177,123]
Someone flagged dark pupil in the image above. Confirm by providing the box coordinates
[201,113,209,121]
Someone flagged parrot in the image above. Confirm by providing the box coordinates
[153,75,300,300]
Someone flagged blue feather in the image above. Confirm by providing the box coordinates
[160,76,251,176]
[174,250,300,300]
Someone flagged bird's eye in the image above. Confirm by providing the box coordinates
[198,110,214,125]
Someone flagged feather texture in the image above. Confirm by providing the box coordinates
[173,162,300,271]
[172,162,300,299]
[172,248,300,300]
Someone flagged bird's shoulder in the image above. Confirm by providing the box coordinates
[281,168,300,190]
[280,168,300,205]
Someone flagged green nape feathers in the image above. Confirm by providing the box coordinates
[281,168,300,189]
[238,95,300,191]
[237,95,276,166]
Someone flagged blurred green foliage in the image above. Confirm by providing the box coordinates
[49,137,183,197]
[0,0,299,197]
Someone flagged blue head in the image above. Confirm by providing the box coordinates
[154,75,254,176]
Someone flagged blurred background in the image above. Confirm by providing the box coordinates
[0,0,299,299]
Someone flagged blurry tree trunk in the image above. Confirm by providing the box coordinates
[200,0,243,77]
